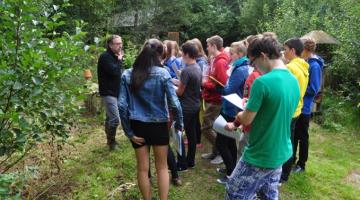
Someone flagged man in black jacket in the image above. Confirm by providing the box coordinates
[97,35,124,151]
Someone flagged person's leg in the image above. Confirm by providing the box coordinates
[293,117,301,165]
[196,105,202,145]
[153,145,169,200]
[201,103,221,156]
[167,146,179,179]
[135,146,151,200]
[228,137,238,175]
[176,112,191,170]
[216,134,233,176]
[101,96,120,150]
[297,114,311,170]
[281,117,298,182]
[256,166,282,200]
[226,160,263,200]
[185,112,198,167]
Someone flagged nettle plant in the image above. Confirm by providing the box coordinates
[0,0,99,197]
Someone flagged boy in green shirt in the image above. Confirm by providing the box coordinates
[224,36,300,200]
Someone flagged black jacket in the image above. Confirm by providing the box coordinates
[97,50,123,97]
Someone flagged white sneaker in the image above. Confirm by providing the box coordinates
[201,153,216,160]
[210,155,223,164]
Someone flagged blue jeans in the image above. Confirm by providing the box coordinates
[102,96,120,128]
[225,159,282,200]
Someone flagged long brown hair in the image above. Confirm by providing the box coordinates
[131,39,163,92]
[164,40,180,61]
[191,38,208,60]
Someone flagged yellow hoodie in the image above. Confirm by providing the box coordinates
[287,57,309,118]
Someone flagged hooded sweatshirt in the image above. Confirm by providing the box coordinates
[220,57,249,118]
[202,51,230,104]
[287,57,309,118]
[302,55,324,115]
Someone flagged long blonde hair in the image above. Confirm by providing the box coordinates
[231,40,247,55]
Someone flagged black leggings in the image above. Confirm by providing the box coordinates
[215,114,237,176]
[177,111,200,168]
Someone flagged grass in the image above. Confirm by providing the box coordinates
[32,117,360,200]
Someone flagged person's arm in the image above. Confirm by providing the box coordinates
[176,68,189,96]
[233,110,257,126]
[118,72,145,145]
[222,68,246,96]
[213,59,229,86]
[164,70,184,131]
[203,60,229,91]
[306,62,322,96]
[176,82,186,96]
[225,79,264,131]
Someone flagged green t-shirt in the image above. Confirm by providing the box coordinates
[243,68,300,168]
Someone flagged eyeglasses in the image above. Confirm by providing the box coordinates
[112,42,122,46]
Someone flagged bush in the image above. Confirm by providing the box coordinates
[0,0,101,198]
[256,0,360,106]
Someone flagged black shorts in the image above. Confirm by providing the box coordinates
[130,120,169,149]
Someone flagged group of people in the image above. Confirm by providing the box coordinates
[97,32,324,200]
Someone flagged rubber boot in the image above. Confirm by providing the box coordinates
[108,126,119,151]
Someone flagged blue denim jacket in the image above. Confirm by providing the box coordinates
[118,66,183,138]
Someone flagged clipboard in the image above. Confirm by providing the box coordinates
[209,76,224,87]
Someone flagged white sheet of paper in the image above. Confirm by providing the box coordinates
[213,115,241,140]
[223,93,244,110]
[170,123,183,156]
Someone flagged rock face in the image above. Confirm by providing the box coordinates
[345,169,360,189]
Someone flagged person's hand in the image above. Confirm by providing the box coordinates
[131,136,145,145]
[172,78,180,86]
[224,122,237,131]
[242,98,248,108]
[176,128,184,133]
[117,52,123,60]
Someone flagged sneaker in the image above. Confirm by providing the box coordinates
[201,152,216,160]
[278,178,287,187]
[188,164,195,169]
[216,176,229,184]
[177,166,188,172]
[210,155,223,164]
[216,167,226,174]
[292,165,305,173]
[109,142,119,151]
[172,177,182,186]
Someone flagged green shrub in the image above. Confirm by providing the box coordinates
[0,0,102,198]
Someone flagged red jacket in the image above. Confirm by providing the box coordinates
[243,69,261,99]
[202,52,230,104]
[242,69,261,133]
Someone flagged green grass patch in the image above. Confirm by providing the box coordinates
[33,118,360,200]
[315,90,360,135]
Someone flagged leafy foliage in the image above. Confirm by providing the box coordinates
[252,0,360,104]
[0,0,101,198]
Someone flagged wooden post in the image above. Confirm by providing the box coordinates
[168,32,179,44]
